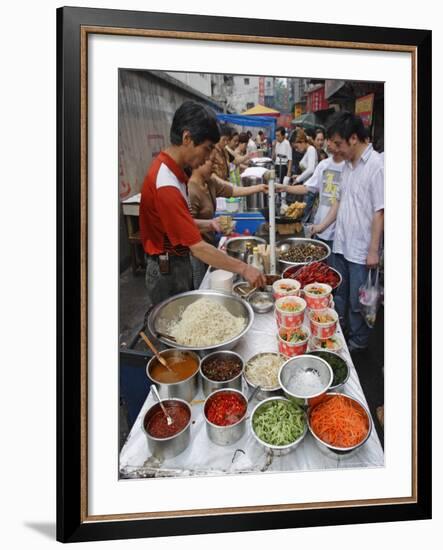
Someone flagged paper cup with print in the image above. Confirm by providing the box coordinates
[303,283,332,310]
[277,326,310,357]
[309,308,338,339]
[272,278,301,300]
[275,296,306,329]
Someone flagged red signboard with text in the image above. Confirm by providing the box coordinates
[258,77,265,105]
[355,93,375,127]
[306,87,329,113]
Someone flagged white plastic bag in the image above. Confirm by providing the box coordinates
[359,268,381,328]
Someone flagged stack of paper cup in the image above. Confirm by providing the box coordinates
[210,270,234,293]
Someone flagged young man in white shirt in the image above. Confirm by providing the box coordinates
[320,112,384,352]
[276,139,345,257]
[273,126,292,183]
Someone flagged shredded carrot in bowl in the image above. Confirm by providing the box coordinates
[310,394,369,448]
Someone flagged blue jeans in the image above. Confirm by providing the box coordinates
[333,253,371,349]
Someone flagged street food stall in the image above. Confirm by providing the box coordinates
[119,239,384,479]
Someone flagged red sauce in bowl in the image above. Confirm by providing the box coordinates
[205,392,247,427]
[146,402,190,439]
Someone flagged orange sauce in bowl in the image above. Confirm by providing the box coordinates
[150,355,198,384]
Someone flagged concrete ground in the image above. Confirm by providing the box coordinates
[119,267,384,449]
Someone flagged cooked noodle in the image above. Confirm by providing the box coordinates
[168,298,246,347]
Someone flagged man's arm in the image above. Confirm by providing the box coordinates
[311,199,339,235]
[189,240,266,288]
[366,209,384,268]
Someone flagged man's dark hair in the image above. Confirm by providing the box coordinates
[276,126,286,136]
[258,130,264,136]
[238,132,249,144]
[246,130,252,138]
[170,101,220,146]
[219,124,234,138]
[326,111,367,142]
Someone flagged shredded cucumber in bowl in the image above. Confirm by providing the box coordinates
[252,400,305,446]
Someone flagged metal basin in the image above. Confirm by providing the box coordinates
[276,237,330,272]
[200,350,244,398]
[225,236,266,262]
[203,389,248,446]
[147,290,254,353]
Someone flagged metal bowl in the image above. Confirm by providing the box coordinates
[203,388,248,446]
[278,355,333,407]
[307,393,373,457]
[308,350,350,392]
[148,290,254,353]
[250,396,308,455]
[146,349,200,403]
[276,238,330,272]
[225,236,266,262]
[232,281,253,297]
[200,351,244,398]
[283,263,342,291]
[244,352,285,401]
[248,291,274,313]
[142,398,192,460]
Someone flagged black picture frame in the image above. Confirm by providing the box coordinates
[57,6,432,543]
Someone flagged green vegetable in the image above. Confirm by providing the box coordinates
[311,351,348,386]
[252,400,305,446]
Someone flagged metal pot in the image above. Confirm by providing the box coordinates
[308,350,350,392]
[142,398,192,459]
[243,352,285,401]
[203,389,248,446]
[146,349,200,403]
[241,176,268,211]
[147,290,255,353]
[278,354,333,407]
[200,351,244,398]
[307,393,373,458]
[225,236,266,262]
[250,396,308,455]
[276,237,330,272]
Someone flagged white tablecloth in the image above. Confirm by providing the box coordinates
[119,271,384,479]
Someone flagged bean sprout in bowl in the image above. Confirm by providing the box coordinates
[244,352,286,399]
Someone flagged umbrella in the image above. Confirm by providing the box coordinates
[291,112,325,131]
[241,104,280,117]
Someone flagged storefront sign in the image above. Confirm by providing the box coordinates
[355,93,375,127]
[258,77,265,105]
[306,86,329,112]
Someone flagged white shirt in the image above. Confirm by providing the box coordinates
[333,144,384,265]
[274,138,292,166]
[297,145,318,183]
[305,157,345,241]
[247,138,257,153]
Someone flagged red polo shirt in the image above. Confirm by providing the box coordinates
[139,152,202,256]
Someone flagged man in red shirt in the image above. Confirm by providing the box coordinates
[139,101,265,306]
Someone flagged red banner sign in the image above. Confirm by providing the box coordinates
[355,93,375,127]
[258,77,265,105]
[306,86,329,113]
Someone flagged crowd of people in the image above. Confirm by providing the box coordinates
[138,100,384,354]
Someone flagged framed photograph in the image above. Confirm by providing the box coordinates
[57,6,431,543]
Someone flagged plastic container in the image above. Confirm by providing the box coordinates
[309,308,338,339]
[277,326,310,357]
[275,296,307,329]
[303,283,332,310]
[272,278,301,300]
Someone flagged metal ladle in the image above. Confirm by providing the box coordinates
[151,384,173,426]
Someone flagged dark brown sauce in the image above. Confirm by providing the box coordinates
[150,355,198,384]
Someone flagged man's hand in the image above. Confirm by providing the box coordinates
[241,265,266,288]
[366,250,380,269]
[274,183,286,193]
[208,218,222,233]
[310,224,322,236]
[258,183,269,193]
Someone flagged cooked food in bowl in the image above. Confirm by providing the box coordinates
[309,394,370,449]
[201,354,243,382]
[310,311,336,323]
[272,279,300,297]
[252,399,305,446]
[305,284,329,295]
[311,335,343,351]
[149,353,199,384]
[309,351,349,388]
[145,401,191,439]
[279,242,326,263]
[205,391,247,427]
[168,297,246,347]
[245,353,285,389]
[284,262,341,289]
[279,301,304,312]
[279,326,309,343]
